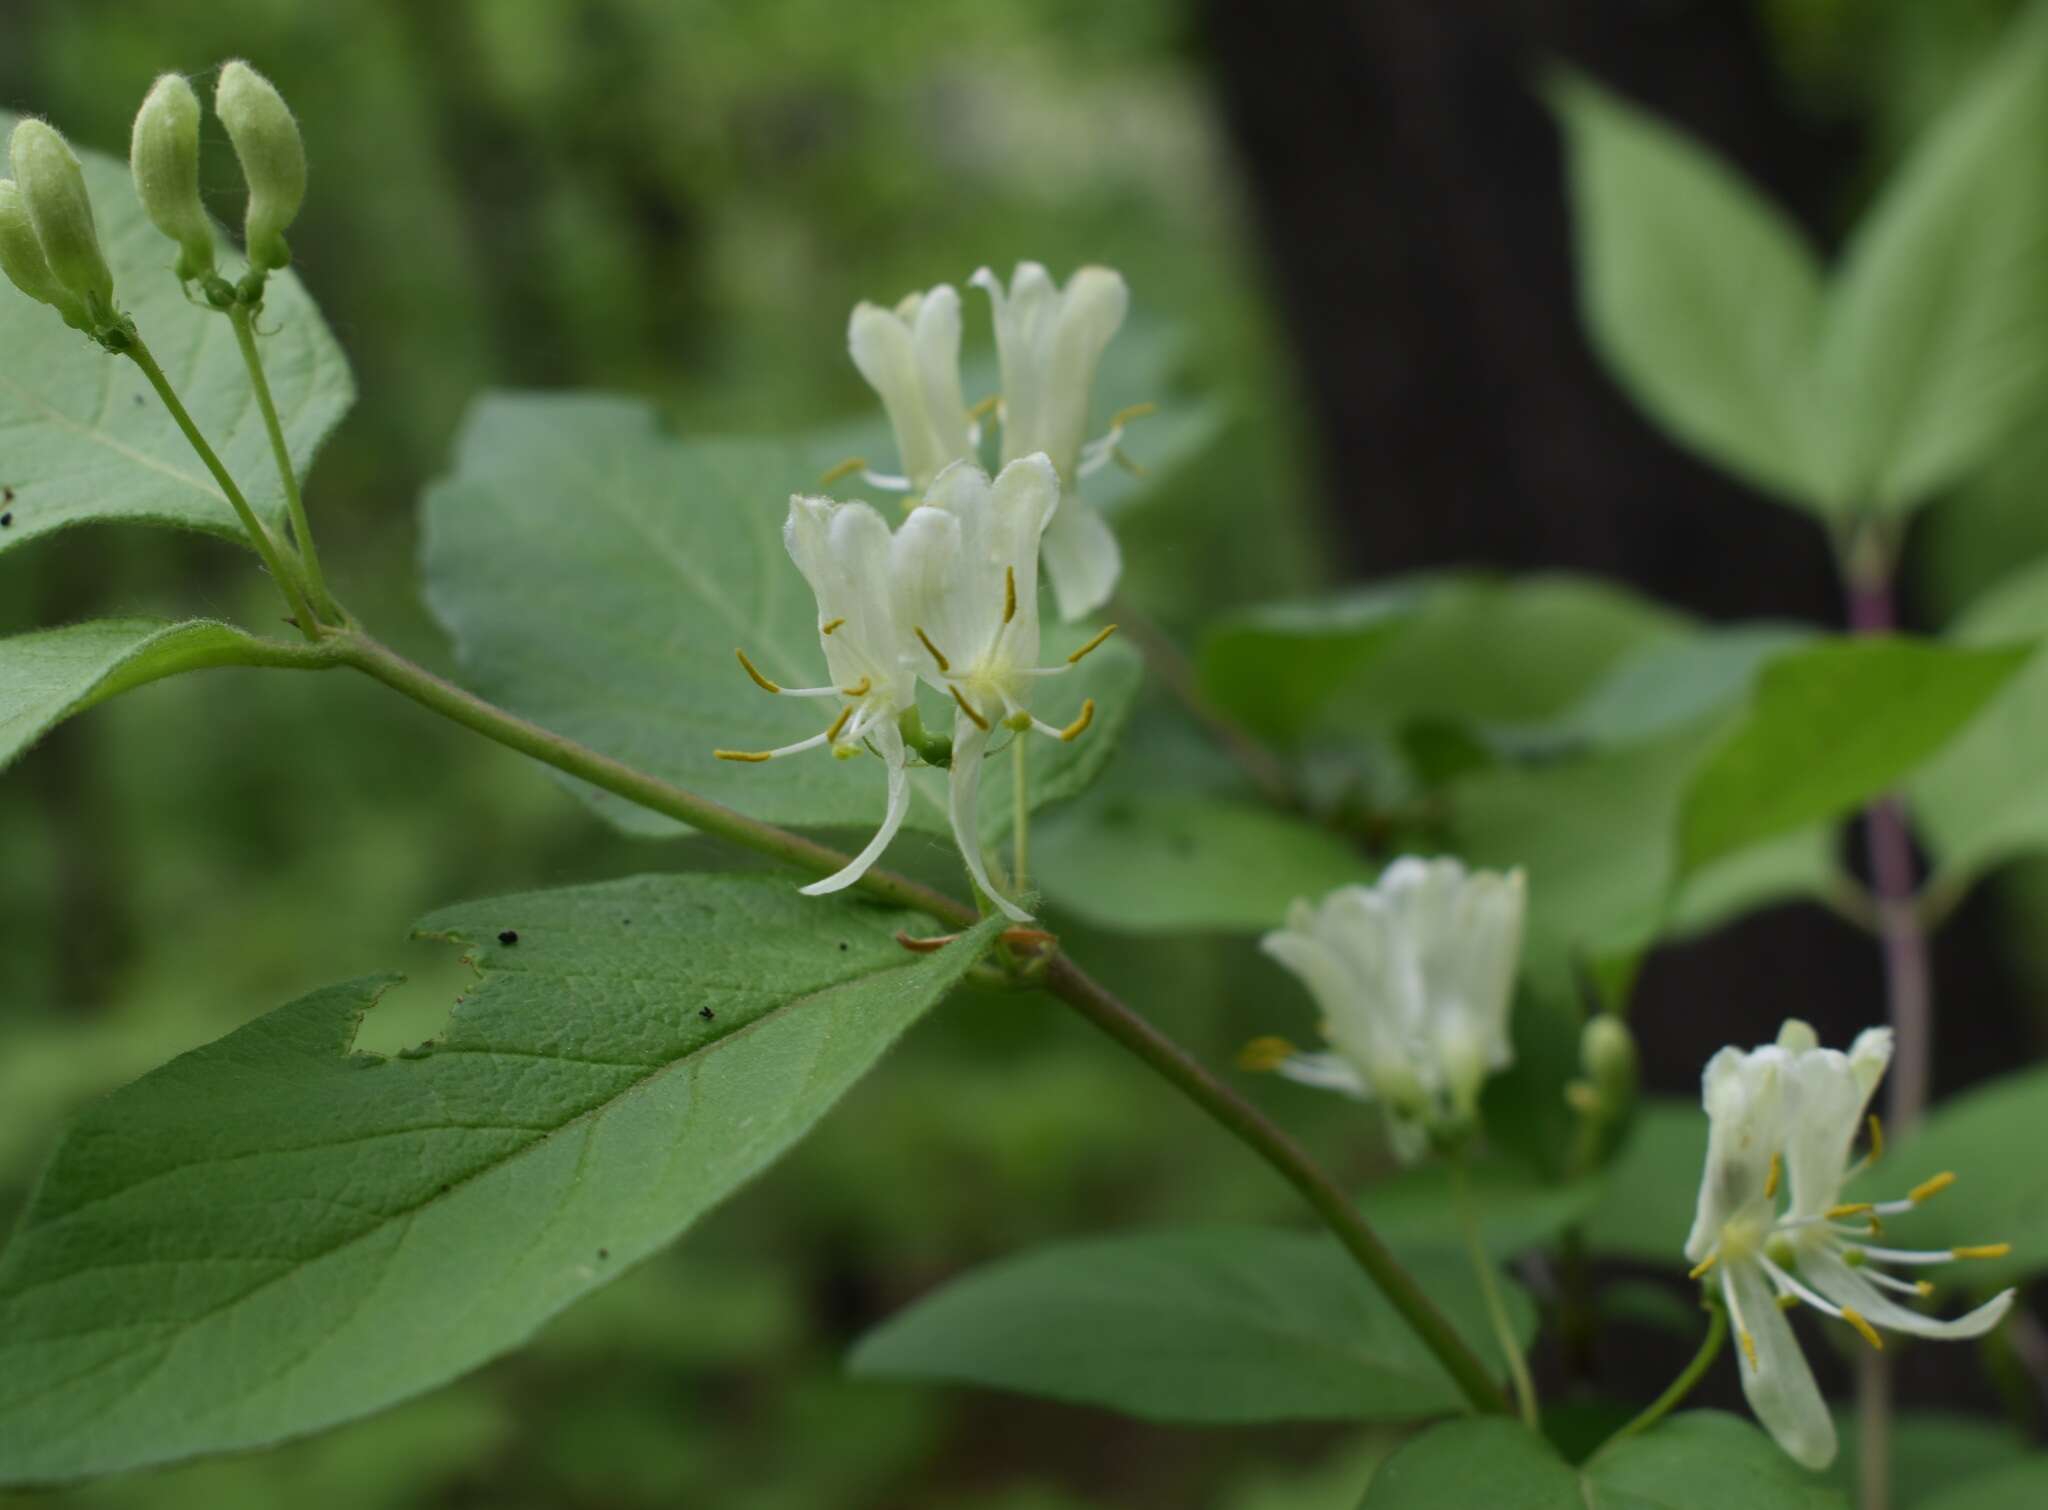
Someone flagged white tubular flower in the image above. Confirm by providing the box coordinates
[1685,1020,2016,1472]
[717,495,922,897]
[1249,859,1526,1161]
[847,285,975,496]
[892,454,1115,922]
[971,262,1130,621]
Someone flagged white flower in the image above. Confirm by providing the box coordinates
[717,495,922,897]
[892,454,1113,921]
[847,285,975,496]
[971,262,1130,621]
[1685,1020,2016,1471]
[1250,858,1526,1161]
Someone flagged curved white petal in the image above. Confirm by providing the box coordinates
[1273,1050,1371,1099]
[1041,491,1122,621]
[1726,1259,1836,1471]
[1782,1047,1871,1223]
[1043,266,1129,477]
[799,723,912,897]
[946,717,1031,922]
[1687,1045,1788,1263]
[1802,1247,2016,1341]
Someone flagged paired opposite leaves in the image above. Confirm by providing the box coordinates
[849,1226,1534,1425]
[0,111,352,556]
[0,874,999,1484]
[420,393,1137,841]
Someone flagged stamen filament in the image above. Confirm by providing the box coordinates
[1851,1244,1969,1267]
[951,685,990,731]
[819,456,867,487]
[1066,623,1118,664]
[736,647,781,694]
[915,626,951,673]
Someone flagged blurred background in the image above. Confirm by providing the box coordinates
[3,1,2045,1505]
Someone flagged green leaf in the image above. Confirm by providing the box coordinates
[1830,1412,2032,1510]
[1361,1412,1848,1508]
[0,618,317,774]
[847,1226,1534,1425]
[1363,1162,1601,1261]
[1199,575,1683,748]
[0,874,999,1484]
[0,112,351,557]
[1870,1063,2048,1291]
[1548,74,1829,511]
[1817,5,2048,513]
[1915,557,2048,890]
[1581,1099,1705,1266]
[420,392,1137,840]
[1916,1459,2048,1510]
[1520,624,1814,751]
[1679,637,2027,874]
[1033,793,1374,934]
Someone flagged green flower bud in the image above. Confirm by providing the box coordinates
[7,118,114,317]
[215,61,305,272]
[1579,1015,1638,1112]
[131,73,214,281]
[0,179,91,329]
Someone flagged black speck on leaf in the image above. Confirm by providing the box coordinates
[837,941,849,952]
[0,513,11,529]
[597,1248,610,1261]
[698,1007,715,1021]
[497,929,519,945]
[3,486,13,501]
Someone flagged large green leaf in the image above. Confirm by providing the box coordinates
[1362,1162,1601,1262]
[0,874,999,1484]
[1817,4,2048,513]
[847,1226,1534,1424]
[1548,74,1828,510]
[420,392,1137,840]
[1830,1412,2033,1510]
[1871,1064,2048,1291]
[1361,1412,1846,1508]
[1679,637,2027,874]
[0,618,316,773]
[1033,792,1374,934]
[1914,557,2048,890]
[1581,1099,1705,1267]
[1917,1460,2048,1510]
[0,112,351,556]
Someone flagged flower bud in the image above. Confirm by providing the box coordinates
[215,61,305,271]
[7,118,114,316]
[0,179,90,329]
[131,74,214,281]
[1579,1014,1638,1113]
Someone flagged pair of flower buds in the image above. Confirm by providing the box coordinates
[725,264,1135,920]
[0,62,304,338]
[1253,858,2013,1472]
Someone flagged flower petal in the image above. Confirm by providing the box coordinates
[799,722,912,897]
[1272,1050,1371,1099]
[1040,490,1122,621]
[1726,1259,1836,1471]
[946,716,1031,922]
[1802,1247,2016,1341]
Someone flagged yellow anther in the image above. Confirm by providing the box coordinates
[915,626,951,673]
[1867,1115,1885,1163]
[1738,1329,1758,1370]
[1841,1308,1884,1351]
[1238,1036,1297,1072]
[1909,1171,1956,1204]
[1058,699,1096,742]
[968,393,1000,421]
[839,676,871,698]
[819,455,867,487]
[826,704,854,743]
[951,685,990,732]
[833,743,861,761]
[1108,401,1157,429]
[714,748,772,763]
[1687,1252,1719,1281]
[1827,1203,1875,1221]
[1776,1294,1799,1312]
[1764,1151,1782,1201]
[1914,1280,1935,1298]
[1067,623,1119,664]
[820,617,846,636]
[1953,1243,2013,1261]
[1004,565,1017,625]
[735,648,781,695]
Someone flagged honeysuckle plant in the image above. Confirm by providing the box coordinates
[4,25,2048,1510]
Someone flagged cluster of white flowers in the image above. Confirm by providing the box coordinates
[1683,1020,2013,1470]
[718,264,1131,920]
[1248,858,1528,1160]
